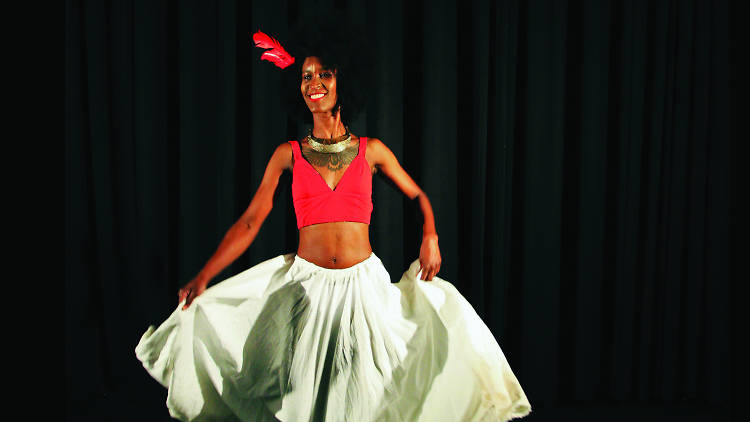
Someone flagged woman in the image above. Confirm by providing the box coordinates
[136,25,530,422]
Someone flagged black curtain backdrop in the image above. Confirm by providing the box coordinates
[65,0,733,420]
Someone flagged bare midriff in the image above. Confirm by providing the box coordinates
[297,221,372,269]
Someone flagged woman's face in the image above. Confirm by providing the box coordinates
[300,56,338,115]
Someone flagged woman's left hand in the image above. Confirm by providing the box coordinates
[418,234,441,281]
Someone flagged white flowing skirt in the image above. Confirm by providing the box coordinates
[135,253,531,422]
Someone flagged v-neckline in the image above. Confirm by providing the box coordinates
[298,140,361,192]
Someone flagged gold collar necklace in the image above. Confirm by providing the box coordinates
[306,127,352,153]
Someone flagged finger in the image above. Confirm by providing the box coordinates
[182,291,192,310]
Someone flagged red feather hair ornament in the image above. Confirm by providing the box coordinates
[252,30,295,69]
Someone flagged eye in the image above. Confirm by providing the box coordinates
[302,74,311,81]
[320,71,333,79]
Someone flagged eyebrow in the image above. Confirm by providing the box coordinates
[302,68,333,73]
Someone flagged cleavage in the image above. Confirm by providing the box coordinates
[301,142,359,190]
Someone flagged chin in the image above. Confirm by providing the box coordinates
[309,107,335,115]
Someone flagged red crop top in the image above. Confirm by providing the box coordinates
[289,137,373,229]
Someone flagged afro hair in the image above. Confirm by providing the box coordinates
[278,10,373,126]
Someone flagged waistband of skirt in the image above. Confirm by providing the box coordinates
[292,252,380,275]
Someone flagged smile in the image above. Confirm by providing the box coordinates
[309,93,326,101]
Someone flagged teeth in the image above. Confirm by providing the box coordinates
[310,93,325,99]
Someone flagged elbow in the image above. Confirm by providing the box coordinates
[244,202,273,231]
[412,190,427,201]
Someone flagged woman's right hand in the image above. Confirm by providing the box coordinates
[178,276,207,310]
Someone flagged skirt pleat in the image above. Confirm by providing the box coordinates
[136,253,531,422]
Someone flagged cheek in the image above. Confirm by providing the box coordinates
[328,81,337,100]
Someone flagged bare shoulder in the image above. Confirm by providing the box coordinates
[364,137,388,160]
[269,141,293,172]
[364,137,399,166]
[365,137,385,150]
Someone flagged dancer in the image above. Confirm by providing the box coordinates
[136,21,530,422]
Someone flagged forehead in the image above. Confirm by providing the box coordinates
[301,56,332,71]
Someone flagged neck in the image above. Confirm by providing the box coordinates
[311,109,345,140]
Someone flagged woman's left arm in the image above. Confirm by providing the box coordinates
[368,138,441,281]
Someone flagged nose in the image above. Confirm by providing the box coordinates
[309,73,326,87]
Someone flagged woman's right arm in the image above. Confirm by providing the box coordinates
[178,142,293,309]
